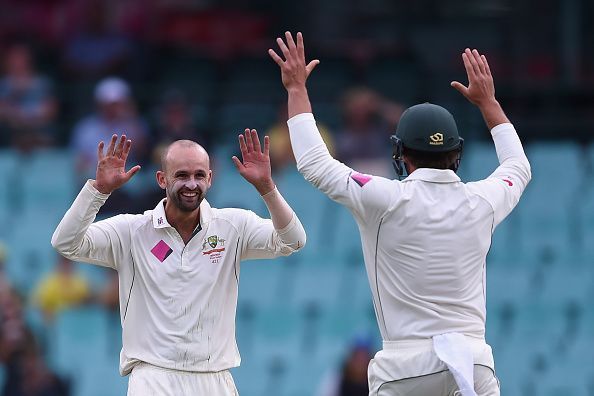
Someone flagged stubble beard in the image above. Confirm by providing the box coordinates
[167,186,205,213]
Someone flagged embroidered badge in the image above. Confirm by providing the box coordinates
[202,235,226,264]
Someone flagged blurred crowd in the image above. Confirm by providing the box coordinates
[0,2,406,394]
[0,241,121,396]
[1,1,592,395]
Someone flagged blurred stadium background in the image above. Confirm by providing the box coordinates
[0,0,593,395]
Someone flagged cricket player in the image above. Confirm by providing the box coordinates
[51,129,306,395]
[269,32,531,395]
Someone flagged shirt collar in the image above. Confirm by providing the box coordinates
[402,168,461,183]
[151,198,213,229]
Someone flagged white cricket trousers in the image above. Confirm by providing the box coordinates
[127,362,239,396]
[369,364,499,396]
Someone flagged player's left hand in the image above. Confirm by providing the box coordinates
[232,129,275,195]
[269,31,320,91]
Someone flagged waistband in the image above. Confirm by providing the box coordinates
[383,336,487,351]
[133,362,229,376]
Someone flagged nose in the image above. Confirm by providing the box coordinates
[184,178,198,190]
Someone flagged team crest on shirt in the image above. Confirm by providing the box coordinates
[202,235,226,264]
[207,235,218,248]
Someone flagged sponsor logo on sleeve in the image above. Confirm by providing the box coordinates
[350,172,373,187]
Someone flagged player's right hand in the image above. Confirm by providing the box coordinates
[268,31,320,91]
[93,134,141,194]
[451,48,496,107]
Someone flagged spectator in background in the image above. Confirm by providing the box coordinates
[0,290,27,364]
[266,103,335,175]
[317,338,373,396]
[70,77,150,213]
[0,43,58,151]
[153,89,203,146]
[32,256,91,323]
[335,87,403,177]
[62,0,134,80]
[2,332,70,396]
[0,243,11,301]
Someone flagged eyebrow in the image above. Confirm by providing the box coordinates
[174,169,207,176]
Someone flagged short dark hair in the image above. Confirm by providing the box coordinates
[403,147,461,170]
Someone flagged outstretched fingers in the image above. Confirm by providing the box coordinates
[269,48,284,67]
[97,141,105,161]
[276,37,291,61]
[106,134,118,156]
[296,32,305,60]
[122,138,132,161]
[244,128,255,153]
[114,134,127,158]
[263,135,270,157]
[285,31,297,53]
[250,129,262,154]
[462,50,476,81]
[481,54,492,76]
[471,49,486,75]
[238,133,248,159]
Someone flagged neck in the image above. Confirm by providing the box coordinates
[164,200,201,237]
[405,163,417,175]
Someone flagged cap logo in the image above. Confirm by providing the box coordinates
[429,132,444,145]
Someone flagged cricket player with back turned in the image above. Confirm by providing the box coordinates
[51,129,306,395]
[269,32,531,395]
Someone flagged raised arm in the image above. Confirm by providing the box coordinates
[51,134,140,268]
[268,32,319,118]
[453,49,531,226]
[232,128,305,252]
[268,32,393,223]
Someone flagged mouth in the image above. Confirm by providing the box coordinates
[180,191,199,198]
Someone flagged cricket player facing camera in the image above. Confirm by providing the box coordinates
[270,32,530,396]
[51,130,306,395]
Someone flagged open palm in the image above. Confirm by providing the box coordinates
[94,134,141,194]
[232,129,275,195]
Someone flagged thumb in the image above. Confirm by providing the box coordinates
[306,59,320,76]
[231,156,244,172]
[450,81,468,96]
[124,165,141,181]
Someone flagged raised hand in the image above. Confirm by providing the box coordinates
[451,48,496,107]
[93,134,141,194]
[232,129,275,196]
[452,48,509,129]
[268,31,320,91]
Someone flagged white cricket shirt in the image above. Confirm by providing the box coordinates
[288,113,531,345]
[51,182,305,375]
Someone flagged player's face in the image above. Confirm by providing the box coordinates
[160,146,212,213]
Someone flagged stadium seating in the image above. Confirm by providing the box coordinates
[0,141,592,396]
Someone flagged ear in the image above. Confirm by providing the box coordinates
[156,170,167,189]
[207,169,213,189]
